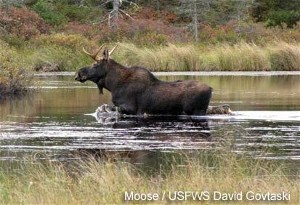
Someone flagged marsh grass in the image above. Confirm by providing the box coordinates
[1,35,300,74]
[115,43,199,71]
[116,42,300,72]
[269,42,300,71]
[0,150,298,205]
[29,34,97,71]
[214,43,270,71]
[1,36,300,97]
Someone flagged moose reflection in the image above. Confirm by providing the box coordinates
[75,45,212,116]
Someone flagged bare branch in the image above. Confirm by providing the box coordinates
[122,0,139,8]
[119,9,134,20]
[99,0,113,7]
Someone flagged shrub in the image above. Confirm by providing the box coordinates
[199,22,241,44]
[62,22,100,40]
[32,0,67,26]
[55,1,103,23]
[133,7,181,24]
[0,41,33,97]
[0,6,49,40]
[192,21,300,45]
[1,35,26,48]
[266,10,300,28]
[98,19,190,46]
[34,33,94,50]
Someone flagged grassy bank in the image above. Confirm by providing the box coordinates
[0,151,299,204]
[5,35,300,73]
[116,42,300,71]
[1,35,300,97]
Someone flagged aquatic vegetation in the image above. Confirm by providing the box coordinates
[214,42,270,71]
[116,43,200,71]
[29,40,300,72]
[115,42,300,71]
[269,42,300,71]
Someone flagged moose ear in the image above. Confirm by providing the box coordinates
[102,48,109,61]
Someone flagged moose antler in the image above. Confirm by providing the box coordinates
[109,44,119,56]
[83,44,119,61]
[82,44,105,61]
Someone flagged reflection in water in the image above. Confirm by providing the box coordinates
[0,73,300,165]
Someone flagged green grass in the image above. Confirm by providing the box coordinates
[0,151,298,204]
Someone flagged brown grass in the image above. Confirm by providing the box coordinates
[115,42,300,71]
[0,151,298,204]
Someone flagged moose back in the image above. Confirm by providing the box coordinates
[75,45,212,116]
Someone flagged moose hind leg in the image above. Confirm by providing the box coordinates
[185,91,212,116]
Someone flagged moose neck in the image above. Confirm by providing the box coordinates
[101,59,129,92]
[100,59,160,95]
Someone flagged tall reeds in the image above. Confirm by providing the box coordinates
[215,43,270,71]
[116,42,300,72]
[269,42,300,71]
[115,43,200,71]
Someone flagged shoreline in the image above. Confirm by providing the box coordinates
[34,71,300,77]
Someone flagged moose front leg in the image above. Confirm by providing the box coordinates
[116,104,137,115]
[112,96,137,115]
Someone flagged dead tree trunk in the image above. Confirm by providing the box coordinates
[192,0,199,42]
[111,0,121,29]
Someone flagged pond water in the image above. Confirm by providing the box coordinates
[0,72,300,165]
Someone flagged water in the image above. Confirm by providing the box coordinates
[0,72,300,163]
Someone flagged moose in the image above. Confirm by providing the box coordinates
[75,45,213,116]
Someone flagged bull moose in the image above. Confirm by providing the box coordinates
[75,45,213,116]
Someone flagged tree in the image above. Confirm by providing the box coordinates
[251,0,300,27]
[178,0,253,42]
[100,0,138,29]
[178,0,207,42]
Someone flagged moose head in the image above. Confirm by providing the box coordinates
[75,44,118,84]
